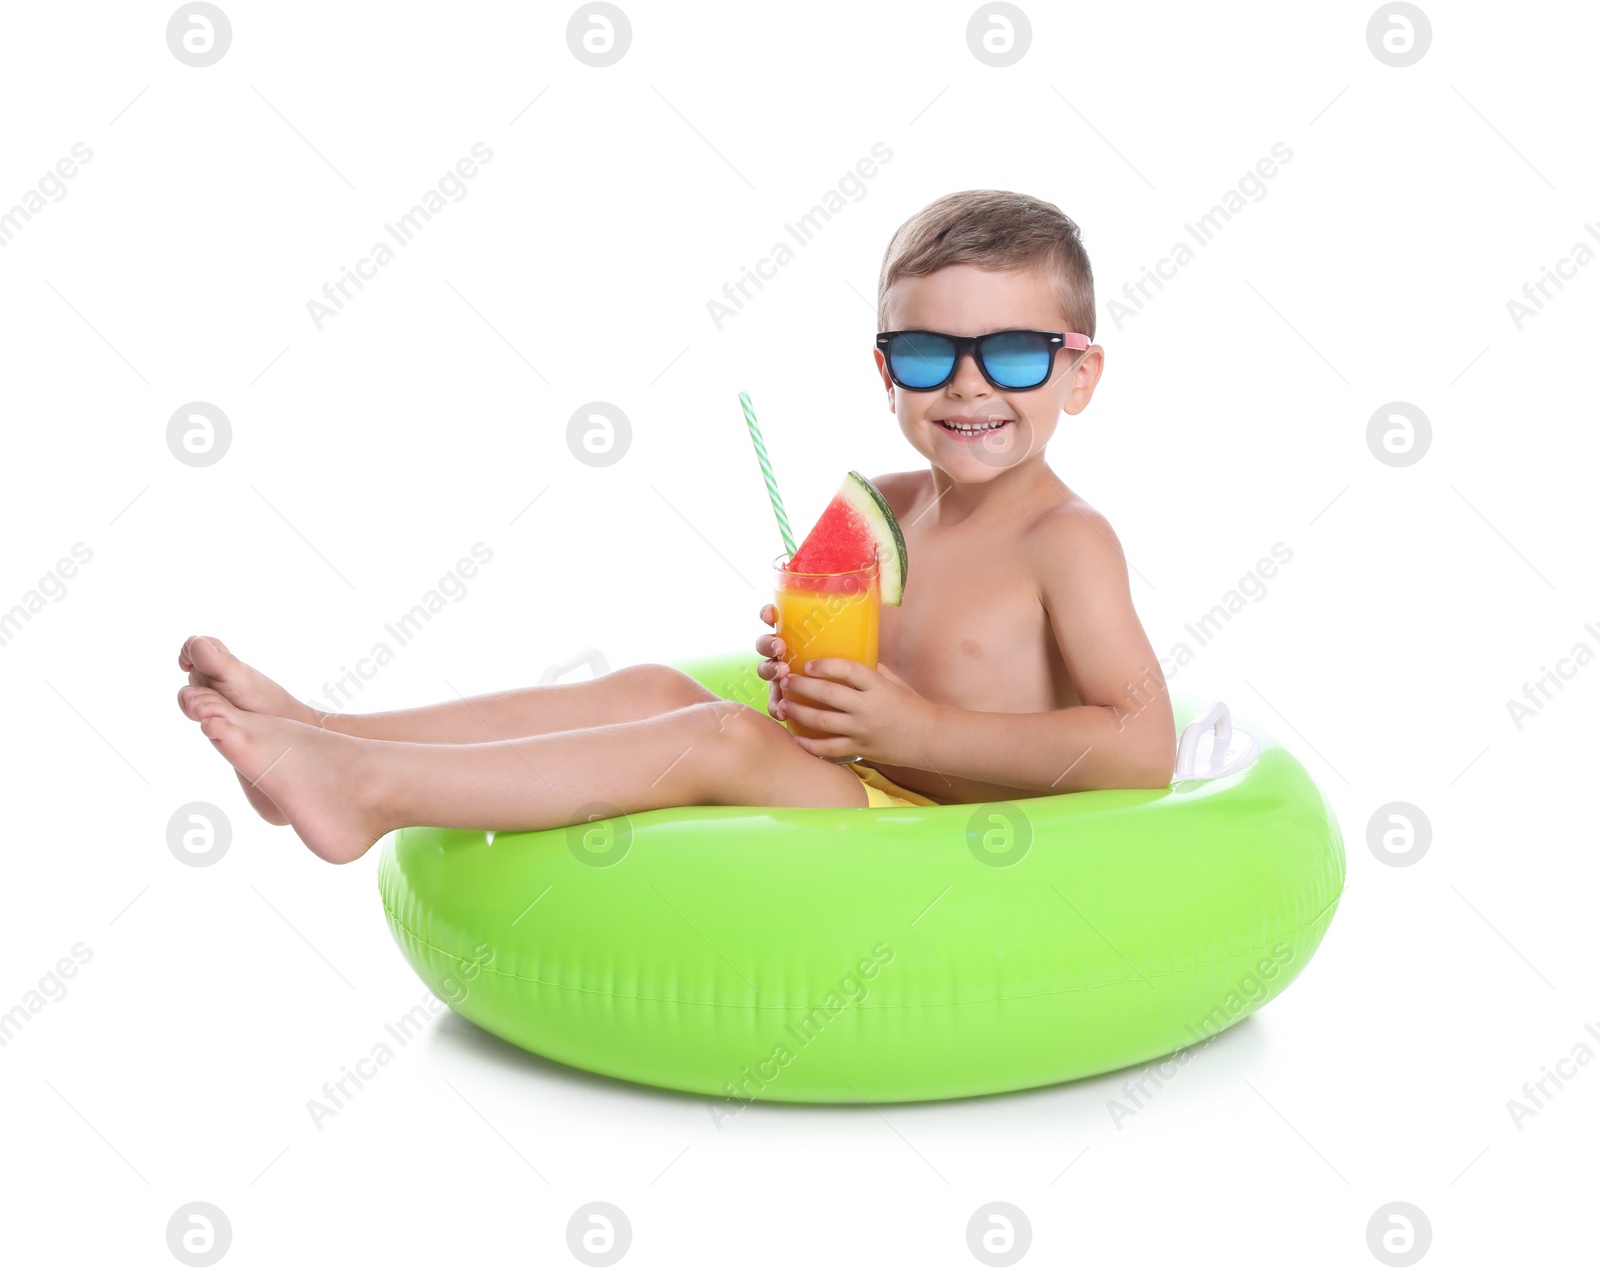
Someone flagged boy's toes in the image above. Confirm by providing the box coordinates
[177,684,215,720]
[182,685,237,726]
[181,635,233,678]
[199,713,235,745]
[176,634,311,724]
[179,634,213,672]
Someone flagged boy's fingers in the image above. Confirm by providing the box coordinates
[797,733,855,761]
[759,603,776,625]
[782,674,849,712]
[801,658,867,687]
[780,699,852,741]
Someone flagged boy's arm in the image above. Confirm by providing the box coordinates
[917,503,1177,792]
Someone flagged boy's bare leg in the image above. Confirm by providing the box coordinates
[177,685,868,864]
[179,635,718,742]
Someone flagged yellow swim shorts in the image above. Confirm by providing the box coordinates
[845,762,942,809]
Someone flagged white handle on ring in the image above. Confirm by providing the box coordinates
[1173,701,1260,782]
[537,646,612,685]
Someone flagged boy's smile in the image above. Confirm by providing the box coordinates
[875,263,1103,481]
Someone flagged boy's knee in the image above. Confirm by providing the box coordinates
[693,700,860,808]
[615,663,718,712]
[655,702,781,806]
[700,700,783,751]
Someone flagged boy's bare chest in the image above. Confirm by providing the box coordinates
[878,535,1077,715]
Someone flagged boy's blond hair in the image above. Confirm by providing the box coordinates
[876,190,1096,339]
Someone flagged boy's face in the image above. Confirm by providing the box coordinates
[876,264,1103,482]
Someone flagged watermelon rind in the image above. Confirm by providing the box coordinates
[845,471,907,606]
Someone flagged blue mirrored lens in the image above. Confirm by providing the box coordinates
[889,332,957,389]
[980,331,1052,388]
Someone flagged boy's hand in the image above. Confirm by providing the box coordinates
[755,604,791,720]
[778,659,935,766]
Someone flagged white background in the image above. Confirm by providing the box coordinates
[1,0,1595,1265]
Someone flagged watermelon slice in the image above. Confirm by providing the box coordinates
[786,471,907,605]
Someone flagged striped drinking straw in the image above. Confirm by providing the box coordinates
[738,391,797,558]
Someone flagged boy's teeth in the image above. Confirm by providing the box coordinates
[941,420,1007,432]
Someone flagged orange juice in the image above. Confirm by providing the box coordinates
[773,555,880,744]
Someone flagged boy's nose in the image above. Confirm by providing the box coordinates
[948,350,991,395]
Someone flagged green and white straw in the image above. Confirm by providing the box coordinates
[739,391,797,558]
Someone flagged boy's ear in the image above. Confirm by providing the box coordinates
[1063,345,1105,417]
[873,349,895,406]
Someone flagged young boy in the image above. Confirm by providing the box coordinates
[177,190,1175,864]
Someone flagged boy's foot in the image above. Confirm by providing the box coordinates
[179,636,323,727]
[178,685,388,864]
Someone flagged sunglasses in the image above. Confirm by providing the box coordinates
[875,329,1091,392]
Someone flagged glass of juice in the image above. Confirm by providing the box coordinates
[772,551,881,760]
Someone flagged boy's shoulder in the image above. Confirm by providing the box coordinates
[1020,491,1132,596]
[868,468,924,496]
[866,469,928,520]
[1025,489,1120,546]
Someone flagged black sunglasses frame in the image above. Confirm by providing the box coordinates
[875,329,1089,392]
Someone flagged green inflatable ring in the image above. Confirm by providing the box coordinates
[377,650,1344,1104]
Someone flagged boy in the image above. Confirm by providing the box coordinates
[177,190,1175,864]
